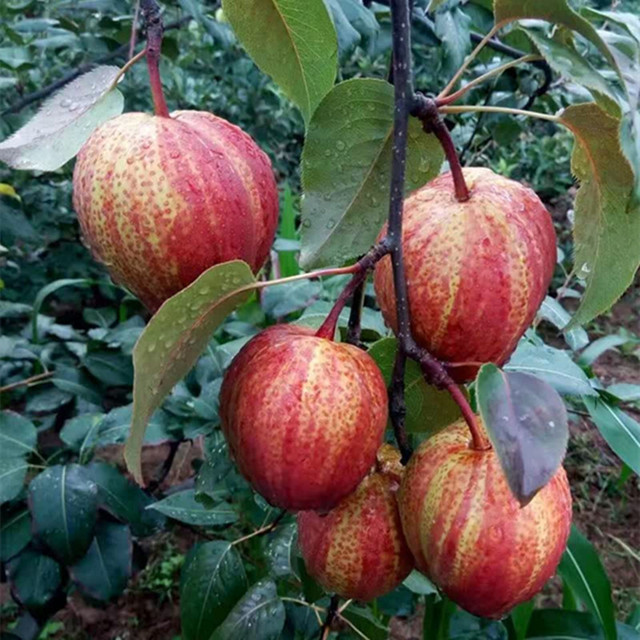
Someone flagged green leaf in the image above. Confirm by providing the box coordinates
[148,489,238,526]
[0,66,124,171]
[83,307,117,328]
[340,606,388,640]
[434,7,472,79]
[449,610,508,639]
[511,599,535,640]
[326,0,361,59]
[64,405,173,462]
[368,338,463,434]
[403,570,437,595]
[527,609,636,639]
[28,464,98,564]
[70,521,132,601]
[265,523,297,578]
[522,27,619,116]
[505,342,596,397]
[277,184,299,278]
[51,365,103,405]
[0,411,37,458]
[0,458,29,504]
[577,334,631,367]
[7,549,62,613]
[606,383,640,403]
[493,0,620,75]
[125,260,257,484]
[196,433,233,498]
[583,398,640,475]
[211,578,285,640]
[423,594,457,640]
[559,103,639,325]
[222,0,337,124]
[84,351,134,386]
[85,462,165,536]
[300,78,443,268]
[0,506,31,562]
[476,364,569,505]
[558,526,617,640]
[31,278,92,343]
[537,297,589,352]
[180,541,248,640]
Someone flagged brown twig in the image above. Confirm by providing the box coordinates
[231,510,287,545]
[320,595,340,640]
[0,371,53,394]
[129,0,142,59]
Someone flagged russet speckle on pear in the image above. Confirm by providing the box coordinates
[297,445,413,601]
[219,325,388,511]
[73,111,279,312]
[374,167,557,382]
[398,419,572,619]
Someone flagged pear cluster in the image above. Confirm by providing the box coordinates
[74,121,571,615]
[218,168,571,616]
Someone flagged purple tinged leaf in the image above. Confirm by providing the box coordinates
[476,364,569,506]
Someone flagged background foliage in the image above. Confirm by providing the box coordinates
[1,1,639,639]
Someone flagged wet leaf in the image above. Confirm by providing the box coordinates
[148,489,237,526]
[476,364,569,505]
[85,462,165,536]
[28,464,98,564]
[125,260,257,484]
[7,549,62,613]
[70,521,132,601]
[0,66,124,171]
[300,78,443,268]
[222,0,337,123]
[180,541,248,640]
[559,527,616,640]
[210,578,285,640]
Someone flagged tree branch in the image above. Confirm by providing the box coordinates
[320,595,340,640]
[346,278,366,347]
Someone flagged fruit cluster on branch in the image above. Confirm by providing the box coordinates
[69,0,572,622]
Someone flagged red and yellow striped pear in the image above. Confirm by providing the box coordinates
[373,167,556,382]
[297,445,413,601]
[219,325,388,511]
[398,419,572,619]
[73,111,278,312]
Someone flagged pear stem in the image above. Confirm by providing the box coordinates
[315,241,390,341]
[446,383,490,451]
[140,0,170,118]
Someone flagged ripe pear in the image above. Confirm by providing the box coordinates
[374,167,556,381]
[398,418,572,618]
[219,325,388,511]
[73,111,278,311]
[297,445,413,601]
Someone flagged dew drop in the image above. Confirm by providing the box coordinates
[302,219,311,228]
[335,140,346,151]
